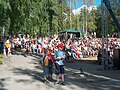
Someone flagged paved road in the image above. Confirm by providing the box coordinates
[0,51,120,90]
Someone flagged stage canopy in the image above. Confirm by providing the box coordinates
[60,29,81,34]
[60,29,82,40]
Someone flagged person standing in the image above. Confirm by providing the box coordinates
[40,49,49,83]
[54,43,66,85]
[47,48,54,80]
[5,37,11,56]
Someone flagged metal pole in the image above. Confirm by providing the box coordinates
[86,5,87,35]
[70,0,72,29]
[82,9,85,34]
[101,0,109,70]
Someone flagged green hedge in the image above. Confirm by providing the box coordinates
[0,54,2,64]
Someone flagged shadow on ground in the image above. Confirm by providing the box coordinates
[0,77,10,90]
[11,49,120,90]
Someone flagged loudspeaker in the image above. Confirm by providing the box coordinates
[113,59,120,69]
[113,49,120,69]
[113,49,120,59]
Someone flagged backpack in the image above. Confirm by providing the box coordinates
[5,43,10,48]
[41,55,49,66]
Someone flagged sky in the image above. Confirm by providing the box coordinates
[67,0,101,9]
[95,0,101,6]
[76,0,101,8]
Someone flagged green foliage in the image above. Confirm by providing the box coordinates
[94,1,120,37]
[0,0,120,37]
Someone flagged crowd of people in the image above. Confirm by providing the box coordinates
[5,33,120,59]
[2,33,120,85]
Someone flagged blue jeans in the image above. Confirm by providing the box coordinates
[48,65,53,75]
[82,52,87,58]
[32,48,38,53]
[43,66,49,77]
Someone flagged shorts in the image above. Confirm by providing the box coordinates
[54,63,64,75]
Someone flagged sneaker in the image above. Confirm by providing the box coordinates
[54,81,60,85]
[46,80,49,83]
[60,82,66,85]
[43,80,49,83]
[49,78,56,82]
[47,77,53,81]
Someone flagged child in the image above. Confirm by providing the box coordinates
[54,43,66,85]
[40,49,49,83]
[47,48,54,80]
